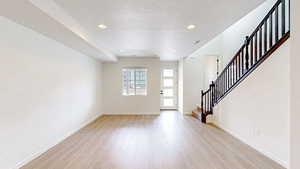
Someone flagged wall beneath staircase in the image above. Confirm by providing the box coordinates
[290,0,300,168]
[213,41,290,167]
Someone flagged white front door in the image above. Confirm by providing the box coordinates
[160,67,178,110]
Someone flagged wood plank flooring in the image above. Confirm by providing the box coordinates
[21,111,285,169]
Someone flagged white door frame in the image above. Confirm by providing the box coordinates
[160,65,178,110]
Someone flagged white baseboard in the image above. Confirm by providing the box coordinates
[184,111,192,115]
[214,122,288,168]
[13,113,103,169]
[103,112,161,115]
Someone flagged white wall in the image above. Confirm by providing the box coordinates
[103,58,160,114]
[290,0,300,168]
[201,55,218,87]
[0,17,103,169]
[181,58,205,114]
[213,41,290,167]
[189,35,222,59]
[178,59,184,113]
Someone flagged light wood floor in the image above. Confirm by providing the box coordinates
[21,111,285,169]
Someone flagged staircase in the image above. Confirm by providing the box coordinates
[193,0,290,123]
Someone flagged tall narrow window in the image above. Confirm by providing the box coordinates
[122,68,147,96]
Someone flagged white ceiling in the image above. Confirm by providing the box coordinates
[2,0,265,61]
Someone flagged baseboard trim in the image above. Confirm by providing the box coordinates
[213,122,288,168]
[184,112,192,115]
[103,112,161,115]
[13,113,103,169]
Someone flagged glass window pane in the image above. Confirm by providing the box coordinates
[163,89,174,97]
[164,99,174,107]
[163,69,174,77]
[122,68,147,96]
[164,79,173,87]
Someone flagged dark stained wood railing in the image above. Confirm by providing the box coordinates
[201,0,290,123]
[200,83,215,123]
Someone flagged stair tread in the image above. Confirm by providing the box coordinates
[191,111,201,120]
[192,110,201,113]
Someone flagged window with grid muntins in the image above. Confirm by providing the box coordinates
[122,68,147,96]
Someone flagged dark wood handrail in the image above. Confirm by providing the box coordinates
[200,0,290,123]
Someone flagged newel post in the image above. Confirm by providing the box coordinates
[201,90,206,123]
[201,90,204,111]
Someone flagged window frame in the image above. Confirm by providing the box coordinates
[122,68,148,96]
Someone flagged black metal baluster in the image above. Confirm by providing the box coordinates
[232,63,234,85]
[229,64,232,87]
[211,83,214,111]
[259,26,263,58]
[227,68,229,91]
[282,0,286,36]
[275,6,279,42]
[254,33,258,63]
[210,87,212,112]
[241,48,244,74]
[216,79,218,101]
[215,80,218,102]
[232,62,234,85]
[206,93,208,112]
[270,13,273,47]
[222,73,225,96]
[218,72,223,97]
[245,36,250,70]
[227,67,229,89]
[218,78,220,99]
[218,78,220,100]
[224,71,226,94]
[264,20,268,53]
[238,53,241,78]
[234,55,238,83]
[250,38,253,67]
[208,90,210,112]
[204,93,206,113]
[201,90,204,112]
[225,69,228,92]
[225,70,227,92]
[223,72,225,95]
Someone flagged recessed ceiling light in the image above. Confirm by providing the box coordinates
[97,24,107,29]
[187,24,196,30]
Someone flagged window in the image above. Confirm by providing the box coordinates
[163,69,174,77]
[122,68,147,96]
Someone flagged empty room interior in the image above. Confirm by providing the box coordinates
[1,0,300,169]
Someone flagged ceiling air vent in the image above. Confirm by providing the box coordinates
[194,40,201,45]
